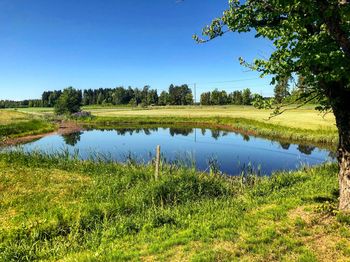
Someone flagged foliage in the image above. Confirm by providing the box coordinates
[242,88,252,105]
[54,87,82,115]
[0,99,42,108]
[274,77,290,104]
[194,0,350,110]
[194,0,350,210]
[252,94,274,109]
[200,92,211,105]
[42,90,62,107]
[158,91,171,106]
[200,88,253,105]
[168,84,193,105]
[230,90,243,105]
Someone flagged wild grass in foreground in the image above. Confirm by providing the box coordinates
[1,151,349,261]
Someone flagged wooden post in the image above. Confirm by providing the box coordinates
[155,145,161,180]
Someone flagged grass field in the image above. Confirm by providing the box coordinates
[84,105,336,131]
[0,151,349,261]
[0,110,31,125]
[17,105,336,131]
[0,106,347,261]
[0,110,55,140]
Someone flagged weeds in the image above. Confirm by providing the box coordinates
[0,151,348,261]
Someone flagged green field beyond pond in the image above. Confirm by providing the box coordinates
[0,106,346,261]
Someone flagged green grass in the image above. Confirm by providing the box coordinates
[83,105,336,131]
[0,119,55,138]
[1,151,349,261]
[0,110,55,140]
[0,110,30,125]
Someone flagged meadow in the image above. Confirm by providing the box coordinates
[0,106,346,261]
[84,105,336,131]
[0,151,349,261]
[0,110,54,140]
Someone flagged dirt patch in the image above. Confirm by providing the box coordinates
[288,206,349,262]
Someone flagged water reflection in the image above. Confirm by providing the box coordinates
[297,145,315,155]
[17,126,334,176]
[62,132,82,146]
[279,142,291,150]
[169,128,193,136]
[79,127,324,156]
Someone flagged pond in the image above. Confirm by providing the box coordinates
[10,127,334,176]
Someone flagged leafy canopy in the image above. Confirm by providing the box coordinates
[194,0,350,110]
[54,87,82,115]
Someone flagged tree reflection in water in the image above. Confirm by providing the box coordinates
[62,132,82,146]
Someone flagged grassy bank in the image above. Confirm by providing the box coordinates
[78,105,337,146]
[83,105,336,130]
[0,151,349,261]
[14,106,337,146]
[0,110,55,140]
[83,115,337,147]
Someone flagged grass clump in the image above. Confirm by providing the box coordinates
[0,151,349,261]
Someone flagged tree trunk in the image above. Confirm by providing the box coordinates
[329,84,350,211]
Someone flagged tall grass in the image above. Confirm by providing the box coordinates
[1,151,348,261]
[0,119,55,138]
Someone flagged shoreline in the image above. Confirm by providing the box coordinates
[1,121,83,146]
[1,115,337,150]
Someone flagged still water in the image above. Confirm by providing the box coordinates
[14,127,334,175]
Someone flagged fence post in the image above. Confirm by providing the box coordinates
[155,145,161,180]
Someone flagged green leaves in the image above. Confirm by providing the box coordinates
[195,0,350,109]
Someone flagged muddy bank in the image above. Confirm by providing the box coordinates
[1,121,83,146]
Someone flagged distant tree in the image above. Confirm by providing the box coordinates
[200,92,211,105]
[242,88,252,105]
[230,91,243,105]
[96,92,104,105]
[147,89,159,105]
[113,87,127,105]
[158,91,170,106]
[210,89,228,105]
[185,92,194,105]
[54,87,82,115]
[168,84,193,105]
[42,90,61,107]
[274,77,290,103]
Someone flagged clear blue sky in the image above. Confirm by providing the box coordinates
[0,0,274,100]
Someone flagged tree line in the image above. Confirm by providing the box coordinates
[0,99,42,108]
[42,84,194,109]
[200,88,253,105]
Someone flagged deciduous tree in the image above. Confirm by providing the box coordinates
[195,0,350,210]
